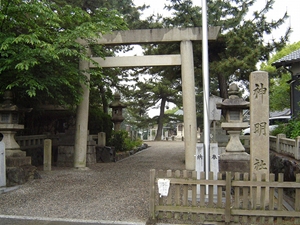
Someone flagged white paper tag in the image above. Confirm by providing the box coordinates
[157,179,170,197]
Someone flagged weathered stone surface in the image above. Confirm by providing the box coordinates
[57,146,74,167]
[270,151,300,181]
[44,139,52,171]
[86,144,96,166]
[250,71,270,176]
[6,165,41,187]
[219,159,250,173]
[96,146,115,163]
[57,144,96,167]
[6,156,31,167]
[97,132,106,147]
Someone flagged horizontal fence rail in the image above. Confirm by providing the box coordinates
[13,133,300,161]
[269,134,300,160]
[16,135,47,150]
[150,169,300,224]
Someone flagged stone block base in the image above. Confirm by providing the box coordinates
[96,146,115,163]
[219,152,250,173]
[6,165,41,187]
[6,156,31,167]
[57,145,96,167]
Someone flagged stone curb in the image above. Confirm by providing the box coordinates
[0,215,146,225]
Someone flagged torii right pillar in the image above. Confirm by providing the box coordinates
[250,71,270,205]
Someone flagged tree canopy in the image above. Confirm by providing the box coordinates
[0,0,127,108]
[261,41,300,111]
[163,0,290,99]
[123,0,291,137]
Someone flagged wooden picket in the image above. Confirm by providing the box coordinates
[149,169,300,224]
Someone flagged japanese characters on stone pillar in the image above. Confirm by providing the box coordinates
[250,71,270,181]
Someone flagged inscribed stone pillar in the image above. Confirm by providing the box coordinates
[250,71,270,202]
[74,43,91,169]
[43,139,52,171]
[196,143,204,194]
[181,40,197,170]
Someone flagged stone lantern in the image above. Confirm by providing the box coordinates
[109,93,127,131]
[0,91,31,159]
[216,83,250,173]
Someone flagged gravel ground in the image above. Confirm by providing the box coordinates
[0,141,185,224]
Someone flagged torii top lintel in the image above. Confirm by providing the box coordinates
[95,27,220,45]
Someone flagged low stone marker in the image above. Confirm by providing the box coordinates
[196,143,219,194]
[43,139,52,171]
[98,132,106,147]
[0,141,6,187]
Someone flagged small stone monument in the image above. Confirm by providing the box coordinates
[109,93,127,131]
[217,83,250,173]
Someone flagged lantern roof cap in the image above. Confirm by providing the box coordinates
[109,93,127,108]
[0,90,32,112]
[216,83,249,109]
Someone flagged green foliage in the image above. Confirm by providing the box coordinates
[271,118,300,139]
[268,73,290,111]
[260,41,300,111]
[88,107,113,140]
[109,130,143,152]
[165,107,180,114]
[0,0,127,107]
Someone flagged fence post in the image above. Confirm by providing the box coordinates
[295,174,300,224]
[225,172,231,223]
[276,134,286,153]
[149,169,156,220]
[295,136,300,160]
[43,139,52,171]
[0,141,6,187]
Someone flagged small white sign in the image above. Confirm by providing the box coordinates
[157,179,170,197]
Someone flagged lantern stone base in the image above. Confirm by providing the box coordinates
[219,152,250,173]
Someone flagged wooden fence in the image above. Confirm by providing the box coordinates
[150,169,300,224]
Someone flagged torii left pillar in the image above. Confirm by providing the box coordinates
[74,43,91,169]
[181,40,197,170]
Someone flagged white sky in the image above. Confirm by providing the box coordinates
[134,0,300,44]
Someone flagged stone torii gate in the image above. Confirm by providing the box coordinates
[74,27,220,170]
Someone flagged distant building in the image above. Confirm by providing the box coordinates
[272,48,300,117]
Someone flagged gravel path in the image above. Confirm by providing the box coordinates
[0,141,185,224]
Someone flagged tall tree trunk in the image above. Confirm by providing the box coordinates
[100,85,108,114]
[218,73,228,117]
[218,73,228,99]
[154,98,166,141]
